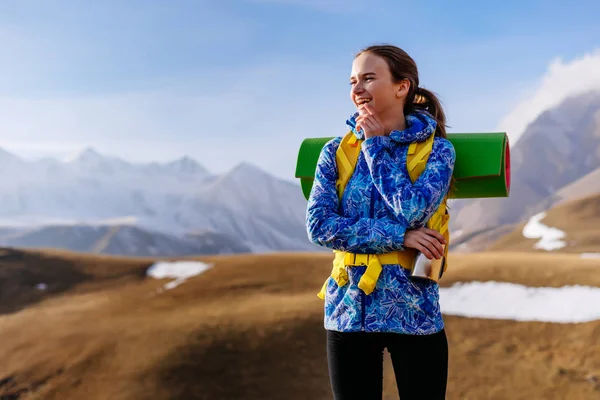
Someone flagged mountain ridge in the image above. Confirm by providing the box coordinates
[451,90,600,250]
[0,145,311,253]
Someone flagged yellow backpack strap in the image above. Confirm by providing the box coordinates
[335,131,363,200]
[317,250,349,299]
[406,132,435,183]
[407,133,451,275]
[356,255,383,295]
[439,207,450,274]
[317,132,362,299]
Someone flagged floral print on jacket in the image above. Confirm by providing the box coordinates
[306,111,456,334]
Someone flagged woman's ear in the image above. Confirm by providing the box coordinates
[396,79,410,98]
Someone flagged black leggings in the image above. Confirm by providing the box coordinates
[326,329,448,400]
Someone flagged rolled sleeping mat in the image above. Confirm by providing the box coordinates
[295,132,511,200]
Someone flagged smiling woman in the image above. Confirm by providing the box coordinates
[306,44,456,400]
[350,45,448,141]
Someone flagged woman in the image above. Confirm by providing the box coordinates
[306,44,456,400]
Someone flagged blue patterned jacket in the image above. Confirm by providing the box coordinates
[306,111,456,335]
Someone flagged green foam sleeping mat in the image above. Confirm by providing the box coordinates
[295,132,511,200]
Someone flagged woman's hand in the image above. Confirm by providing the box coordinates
[356,104,386,139]
[404,227,446,260]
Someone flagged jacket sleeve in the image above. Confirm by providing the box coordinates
[305,137,407,253]
[361,136,456,228]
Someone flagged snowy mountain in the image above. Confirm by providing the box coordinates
[0,149,316,253]
[452,90,600,251]
[185,230,253,255]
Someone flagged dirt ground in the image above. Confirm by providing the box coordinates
[0,248,598,399]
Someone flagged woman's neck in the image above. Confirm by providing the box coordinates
[379,109,406,134]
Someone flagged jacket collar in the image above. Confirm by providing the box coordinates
[345,111,437,144]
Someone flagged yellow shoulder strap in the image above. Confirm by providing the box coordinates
[335,131,363,200]
[406,132,435,183]
[337,131,434,196]
[407,133,451,275]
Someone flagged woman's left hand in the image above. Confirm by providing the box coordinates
[356,104,386,139]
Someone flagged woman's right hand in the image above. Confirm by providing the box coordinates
[404,227,446,260]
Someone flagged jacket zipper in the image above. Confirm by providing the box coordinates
[362,184,377,331]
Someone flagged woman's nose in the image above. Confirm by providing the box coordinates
[352,83,364,94]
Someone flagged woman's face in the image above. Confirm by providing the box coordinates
[350,52,408,116]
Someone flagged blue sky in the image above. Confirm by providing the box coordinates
[1,0,599,181]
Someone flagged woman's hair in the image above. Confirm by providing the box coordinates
[355,44,447,138]
[355,44,456,199]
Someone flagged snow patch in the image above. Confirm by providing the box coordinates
[453,229,464,239]
[522,212,566,251]
[581,253,600,259]
[147,261,212,291]
[439,281,600,323]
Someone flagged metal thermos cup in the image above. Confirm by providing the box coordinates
[410,245,445,283]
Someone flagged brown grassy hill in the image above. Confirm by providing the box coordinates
[531,166,600,214]
[0,249,598,399]
[0,247,153,314]
[489,193,600,253]
[555,167,600,204]
[450,224,517,253]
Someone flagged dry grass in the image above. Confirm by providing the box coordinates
[0,247,155,315]
[0,249,598,399]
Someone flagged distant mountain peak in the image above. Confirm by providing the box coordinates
[66,147,133,174]
[77,147,103,160]
[0,147,24,163]
[228,161,270,177]
[164,156,209,175]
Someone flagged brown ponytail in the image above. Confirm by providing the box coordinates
[412,85,456,197]
[410,87,447,138]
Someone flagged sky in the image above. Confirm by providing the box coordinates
[1,0,599,182]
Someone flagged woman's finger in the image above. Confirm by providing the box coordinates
[422,227,446,244]
[356,116,364,132]
[419,232,444,258]
[361,116,377,130]
[408,233,435,259]
[361,117,379,136]
[364,103,383,125]
[415,237,435,260]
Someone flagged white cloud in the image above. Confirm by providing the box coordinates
[497,48,600,145]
